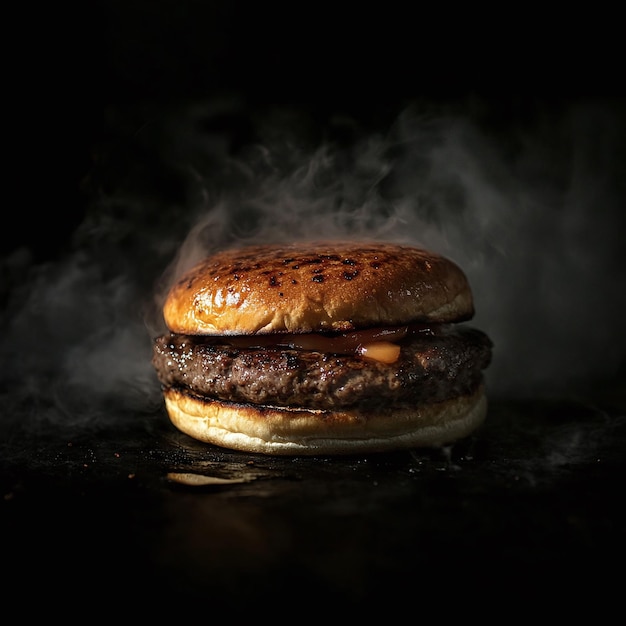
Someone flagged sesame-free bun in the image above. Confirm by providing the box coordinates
[163,385,487,456]
[163,241,474,335]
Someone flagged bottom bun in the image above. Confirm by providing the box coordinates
[162,385,488,455]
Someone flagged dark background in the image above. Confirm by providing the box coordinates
[3,2,626,613]
[13,2,626,260]
[14,0,625,398]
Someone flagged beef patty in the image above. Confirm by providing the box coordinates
[152,325,492,411]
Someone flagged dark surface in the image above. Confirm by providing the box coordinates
[2,395,625,611]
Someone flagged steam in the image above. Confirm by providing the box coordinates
[1,97,624,435]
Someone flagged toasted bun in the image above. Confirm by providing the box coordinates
[163,386,487,455]
[163,241,474,335]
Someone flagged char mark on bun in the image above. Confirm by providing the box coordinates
[152,241,493,455]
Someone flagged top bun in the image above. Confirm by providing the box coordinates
[163,241,474,335]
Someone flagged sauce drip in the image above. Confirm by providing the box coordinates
[217,324,438,364]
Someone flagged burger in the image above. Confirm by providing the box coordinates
[152,241,493,455]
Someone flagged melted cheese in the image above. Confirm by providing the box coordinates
[357,341,402,364]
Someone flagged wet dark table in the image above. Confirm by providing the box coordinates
[2,396,625,614]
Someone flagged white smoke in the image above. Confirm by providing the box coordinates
[1,97,624,435]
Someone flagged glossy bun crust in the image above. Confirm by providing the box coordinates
[164,386,487,455]
[163,241,474,335]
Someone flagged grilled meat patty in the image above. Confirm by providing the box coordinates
[152,325,492,411]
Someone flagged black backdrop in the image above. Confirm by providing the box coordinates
[3,2,626,614]
[12,2,626,257]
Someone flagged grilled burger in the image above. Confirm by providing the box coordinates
[152,241,493,455]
